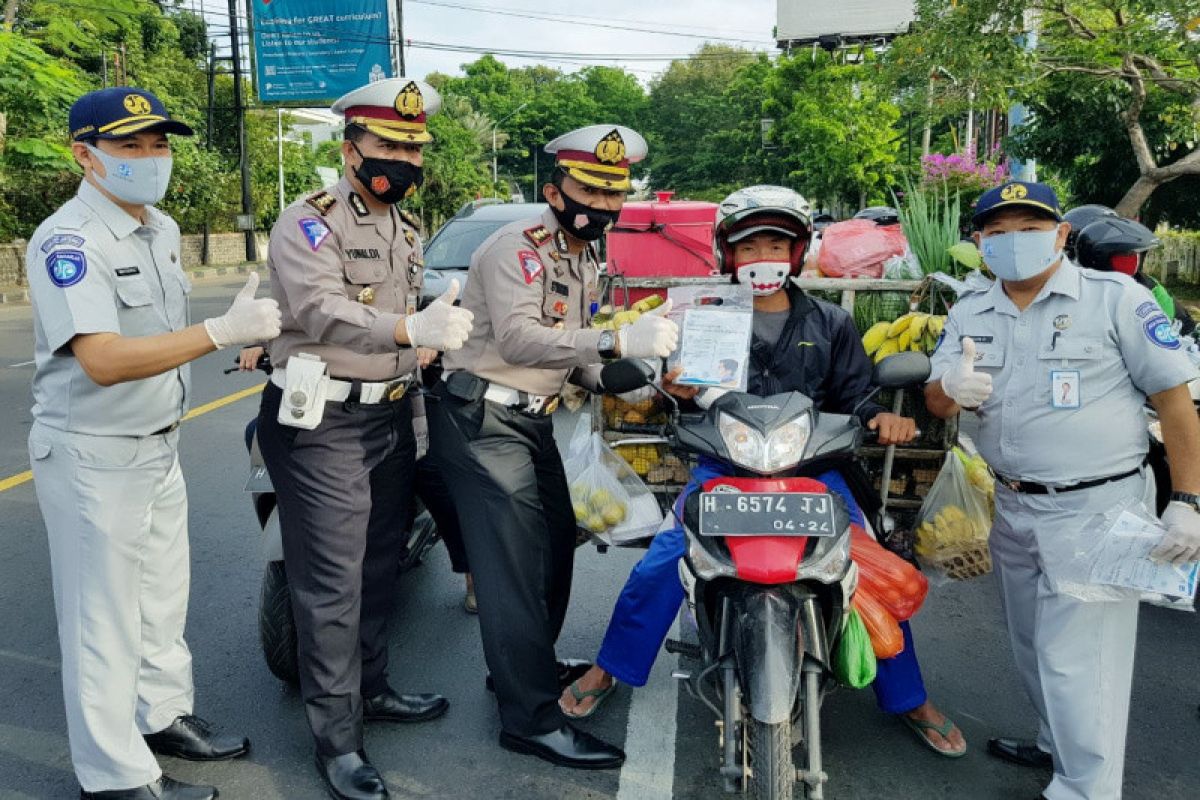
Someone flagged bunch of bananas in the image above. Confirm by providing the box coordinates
[861,311,946,363]
[591,294,665,330]
[914,505,988,558]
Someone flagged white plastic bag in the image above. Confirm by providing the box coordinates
[563,417,663,544]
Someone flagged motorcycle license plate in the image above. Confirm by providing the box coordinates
[697,492,837,537]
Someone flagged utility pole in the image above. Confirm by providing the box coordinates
[396,0,406,74]
[229,0,257,262]
[202,41,218,265]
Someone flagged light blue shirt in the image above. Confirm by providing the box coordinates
[929,261,1195,484]
[28,180,191,436]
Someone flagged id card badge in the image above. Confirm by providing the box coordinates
[1051,370,1081,409]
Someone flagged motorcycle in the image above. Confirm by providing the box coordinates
[232,354,442,684]
[598,352,931,800]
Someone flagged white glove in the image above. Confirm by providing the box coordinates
[695,387,729,410]
[1150,502,1200,565]
[204,272,282,349]
[617,299,679,359]
[405,279,474,351]
[940,337,993,408]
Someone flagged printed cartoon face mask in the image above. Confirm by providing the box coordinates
[980,229,1062,281]
[86,145,172,206]
[736,260,790,296]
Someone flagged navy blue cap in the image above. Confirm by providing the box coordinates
[972,181,1063,226]
[69,87,194,142]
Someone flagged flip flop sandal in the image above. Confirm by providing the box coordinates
[560,679,617,720]
[901,714,968,758]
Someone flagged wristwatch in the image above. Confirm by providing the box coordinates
[1169,491,1200,512]
[597,329,619,360]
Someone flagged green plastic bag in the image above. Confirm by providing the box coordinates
[833,608,877,689]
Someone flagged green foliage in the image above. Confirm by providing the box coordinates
[407,113,493,232]
[893,178,962,276]
[766,51,903,209]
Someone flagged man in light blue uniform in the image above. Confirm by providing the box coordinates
[27,88,281,800]
[926,181,1200,800]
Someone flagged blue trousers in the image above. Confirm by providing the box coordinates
[596,467,928,715]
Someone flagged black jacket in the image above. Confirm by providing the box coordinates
[746,284,887,426]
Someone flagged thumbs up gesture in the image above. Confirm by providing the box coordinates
[940,337,993,408]
[203,272,282,349]
[403,278,475,351]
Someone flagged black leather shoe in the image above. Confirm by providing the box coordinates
[363,688,449,723]
[80,776,218,799]
[315,751,388,800]
[486,660,595,693]
[499,723,625,770]
[986,737,1053,768]
[144,715,249,761]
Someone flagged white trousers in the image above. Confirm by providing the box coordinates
[990,472,1150,800]
[29,422,194,792]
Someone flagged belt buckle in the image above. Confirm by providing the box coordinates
[385,379,410,402]
[526,396,559,416]
[1000,477,1022,492]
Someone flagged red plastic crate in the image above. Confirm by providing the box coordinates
[605,192,718,306]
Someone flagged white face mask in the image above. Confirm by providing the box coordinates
[86,144,173,206]
[736,260,790,296]
[980,229,1062,281]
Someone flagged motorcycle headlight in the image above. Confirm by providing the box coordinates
[718,412,811,473]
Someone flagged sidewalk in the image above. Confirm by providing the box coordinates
[0,261,262,305]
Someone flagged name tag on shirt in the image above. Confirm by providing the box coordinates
[1051,370,1081,409]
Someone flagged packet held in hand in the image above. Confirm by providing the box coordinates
[666,284,753,391]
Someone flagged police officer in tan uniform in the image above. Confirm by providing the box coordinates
[256,78,472,800]
[430,125,678,769]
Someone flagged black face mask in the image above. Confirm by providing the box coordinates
[551,188,619,242]
[352,142,423,204]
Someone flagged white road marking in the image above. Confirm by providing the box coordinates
[8,359,34,368]
[616,619,680,800]
[0,648,59,671]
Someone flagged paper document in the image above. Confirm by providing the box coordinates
[1088,511,1200,599]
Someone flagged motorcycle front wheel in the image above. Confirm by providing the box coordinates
[748,719,801,799]
[259,560,300,685]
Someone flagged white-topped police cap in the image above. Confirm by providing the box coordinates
[331,77,441,143]
[544,124,647,191]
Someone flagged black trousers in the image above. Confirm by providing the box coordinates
[413,456,469,573]
[257,382,415,756]
[428,388,576,736]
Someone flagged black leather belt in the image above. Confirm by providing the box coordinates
[151,422,180,436]
[994,465,1142,495]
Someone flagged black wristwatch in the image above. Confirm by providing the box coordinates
[597,329,619,360]
[1169,491,1200,512]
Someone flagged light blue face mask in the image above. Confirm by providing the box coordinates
[86,144,173,206]
[980,229,1062,281]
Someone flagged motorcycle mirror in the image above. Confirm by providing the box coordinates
[872,352,931,389]
[601,358,655,394]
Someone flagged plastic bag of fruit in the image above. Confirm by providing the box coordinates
[914,447,995,583]
[563,417,663,545]
[850,587,905,659]
[850,526,929,621]
[833,608,877,689]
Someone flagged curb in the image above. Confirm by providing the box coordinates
[0,261,267,306]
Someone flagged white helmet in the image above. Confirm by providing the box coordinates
[714,185,813,277]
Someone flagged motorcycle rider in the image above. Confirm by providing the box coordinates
[561,185,968,757]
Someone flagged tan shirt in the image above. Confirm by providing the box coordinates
[442,208,604,396]
[266,177,422,380]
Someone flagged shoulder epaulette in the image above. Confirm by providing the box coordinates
[399,209,422,231]
[523,224,552,249]
[305,191,337,216]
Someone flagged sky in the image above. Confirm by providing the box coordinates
[192,0,781,84]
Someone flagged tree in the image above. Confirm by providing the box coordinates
[892,1,1200,218]
[765,50,903,209]
[407,113,493,231]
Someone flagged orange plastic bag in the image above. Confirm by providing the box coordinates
[851,587,904,659]
[850,527,929,621]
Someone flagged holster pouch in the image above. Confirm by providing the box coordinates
[411,392,429,460]
[278,352,329,430]
[444,370,487,403]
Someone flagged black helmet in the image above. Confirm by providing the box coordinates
[853,206,900,225]
[1063,204,1118,259]
[1074,217,1159,275]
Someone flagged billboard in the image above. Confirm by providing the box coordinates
[776,0,915,45]
[252,0,394,104]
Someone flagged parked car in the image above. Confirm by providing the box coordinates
[420,199,547,306]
